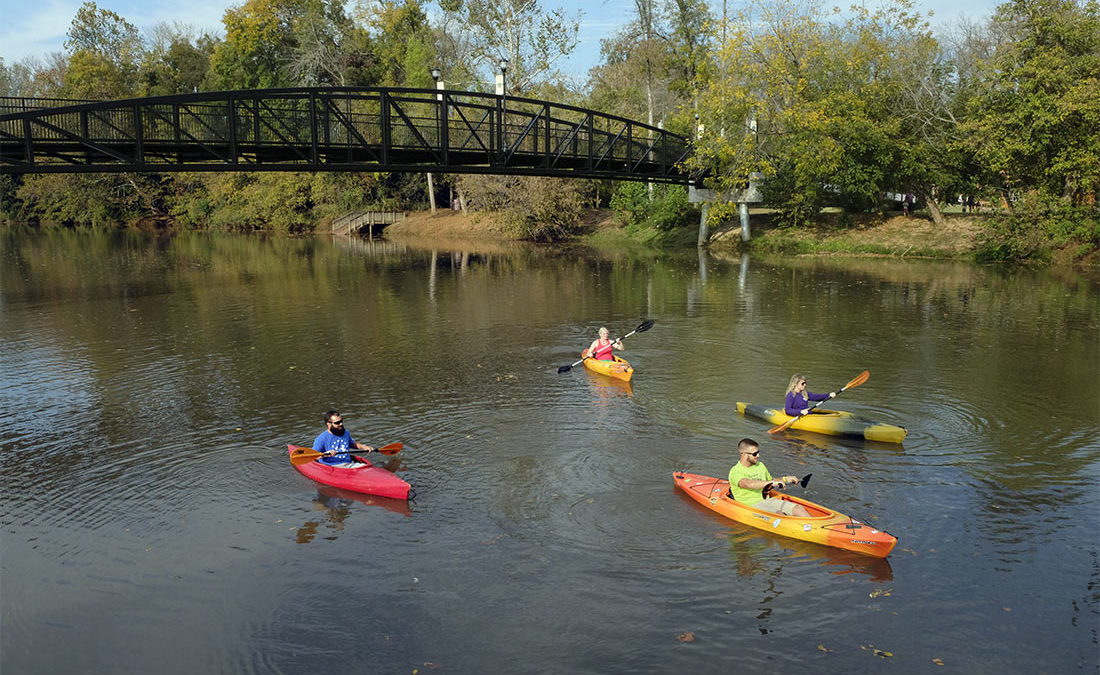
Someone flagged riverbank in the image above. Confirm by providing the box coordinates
[385,207,1097,271]
[387,208,987,258]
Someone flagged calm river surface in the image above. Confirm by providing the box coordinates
[1,228,1097,674]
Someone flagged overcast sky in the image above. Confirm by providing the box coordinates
[0,0,1003,80]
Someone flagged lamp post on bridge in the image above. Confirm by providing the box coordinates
[427,67,444,213]
[496,58,508,161]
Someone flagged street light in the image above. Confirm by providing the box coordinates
[497,59,509,159]
[430,66,443,101]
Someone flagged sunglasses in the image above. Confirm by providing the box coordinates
[329,419,344,426]
[743,450,760,457]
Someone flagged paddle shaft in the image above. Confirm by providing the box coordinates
[768,371,870,434]
[290,442,403,466]
[558,319,654,373]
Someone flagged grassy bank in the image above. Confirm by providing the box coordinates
[296,204,1100,273]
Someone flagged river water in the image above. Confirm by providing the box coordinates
[1,228,1097,673]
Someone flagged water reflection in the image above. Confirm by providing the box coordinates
[295,485,411,544]
[584,370,634,399]
[2,228,1097,674]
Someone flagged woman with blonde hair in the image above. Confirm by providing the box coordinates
[784,374,835,417]
[583,326,622,361]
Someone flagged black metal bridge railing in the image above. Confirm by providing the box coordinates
[0,87,698,184]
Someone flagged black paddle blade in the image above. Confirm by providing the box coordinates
[557,364,573,373]
[636,319,655,333]
[800,473,812,488]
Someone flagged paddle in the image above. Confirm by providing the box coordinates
[762,473,812,499]
[290,442,403,466]
[768,370,871,434]
[557,319,655,374]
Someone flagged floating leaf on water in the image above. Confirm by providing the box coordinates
[933,658,945,666]
[1003,607,1012,612]
[869,588,893,598]
[677,632,695,643]
[862,645,894,658]
[817,645,832,653]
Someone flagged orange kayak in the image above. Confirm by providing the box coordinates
[581,353,633,382]
[673,471,897,558]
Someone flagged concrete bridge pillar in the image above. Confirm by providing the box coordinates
[688,174,763,247]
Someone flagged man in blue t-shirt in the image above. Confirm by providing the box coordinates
[312,411,376,466]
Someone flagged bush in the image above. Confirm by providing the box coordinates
[459,175,588,242]
[610,182,697,231]
[975,193,1100,264]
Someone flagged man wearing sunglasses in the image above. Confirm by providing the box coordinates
[728,438,810,516]
[312,410,376,467]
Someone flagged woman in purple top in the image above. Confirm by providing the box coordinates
[784,374,836,417]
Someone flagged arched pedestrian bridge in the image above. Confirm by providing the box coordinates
[0,87,697,183]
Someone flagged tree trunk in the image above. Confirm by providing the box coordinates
[915,186,945,225]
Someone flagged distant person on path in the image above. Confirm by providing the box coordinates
[313,411,375,466]
[728,438,811,516]
[903,193,913,216]
[584,327,623,361]
[784,374,835,417]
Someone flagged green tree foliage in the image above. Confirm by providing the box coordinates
[357,0,436,87]
[610,181,695,231]
[963,0,1100,206]
[690,0,967,225]
[140,25,215,95]
[63,1,144,98]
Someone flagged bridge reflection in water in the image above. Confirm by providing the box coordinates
[0,87,697,183]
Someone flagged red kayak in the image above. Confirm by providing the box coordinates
[288,445,411,500]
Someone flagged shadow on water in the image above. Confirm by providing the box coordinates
[295,485,411,544]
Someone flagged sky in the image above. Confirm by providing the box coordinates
[0,0,1003,81]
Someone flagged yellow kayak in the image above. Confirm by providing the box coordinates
[581,353,633,382]
[674,471,898,558]
[736,401,907,444]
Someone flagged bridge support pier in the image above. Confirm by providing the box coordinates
[697,202,710,248]
[689,176,763,247]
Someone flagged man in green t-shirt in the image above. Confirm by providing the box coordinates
[727,438,810,516]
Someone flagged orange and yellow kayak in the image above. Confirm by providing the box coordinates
[673,471,898,558]
[581,353,633,382]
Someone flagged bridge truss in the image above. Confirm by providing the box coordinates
[0,87,697,184]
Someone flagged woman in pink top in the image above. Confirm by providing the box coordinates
[584,327,623,361]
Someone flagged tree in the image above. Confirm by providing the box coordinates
[208,0,310,88]
[963,0,1100,207]
[140,24,215,95]
[689,0,959,225]
[357,0,435,87]
[436,0,581,93]
[63,1,144,98]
